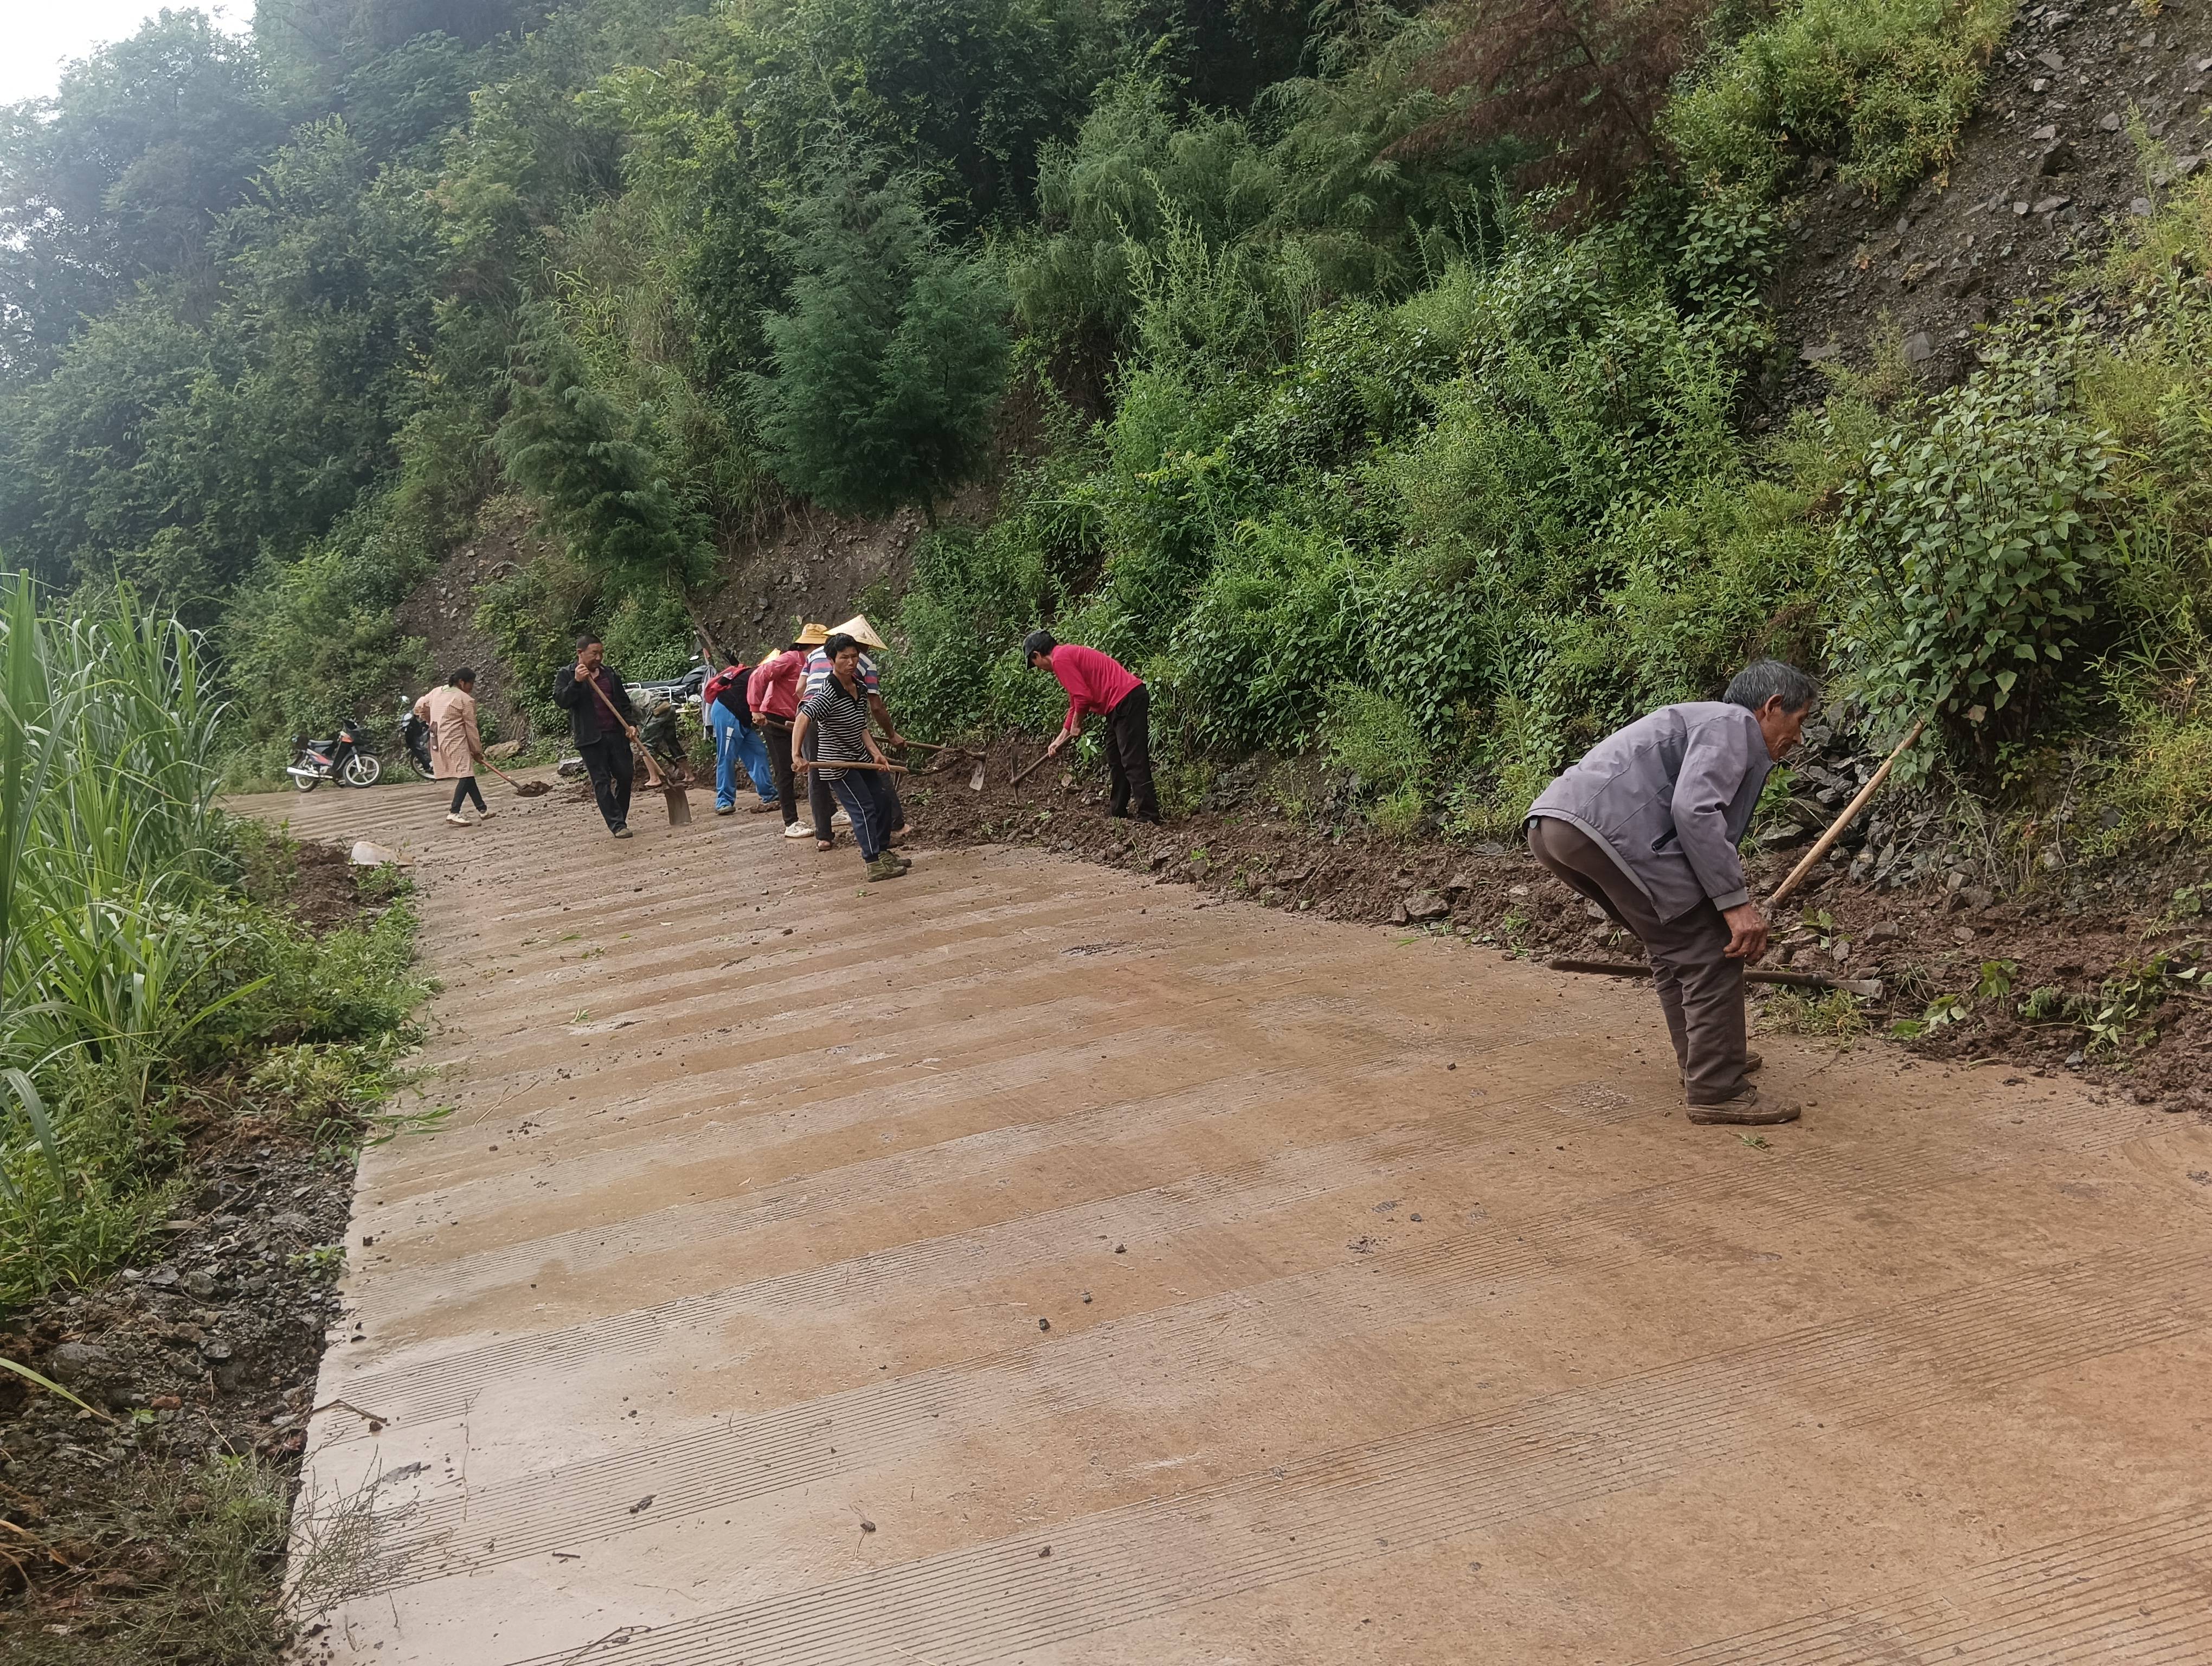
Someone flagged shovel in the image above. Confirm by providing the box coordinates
[481,761,549,799]
[1008,747,1057,786]
[582,670,687,826]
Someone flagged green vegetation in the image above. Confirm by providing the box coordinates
[1669,0,2020,200]
[0,579,425,1315]
[751,163,1012,521]
[5,1451,298,1666]
[0,0,2199,864]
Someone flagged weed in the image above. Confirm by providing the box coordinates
[2017,984,2067,1022]
[7,1452,297,1666]
[2084,948,2202,1054]
[1893,990,1971,1039]
[288,1244,346,1281]
[1973,958,2020,1001]
[1759,988,1869,1039]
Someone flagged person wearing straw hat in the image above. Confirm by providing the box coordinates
[749,626,819,837]
[799,613,908,851]
[792,632,909,882]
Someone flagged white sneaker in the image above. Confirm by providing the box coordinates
[832,809,851,826]
[782,822,812,839]
[445,812,471,826]
[477,807,497,819]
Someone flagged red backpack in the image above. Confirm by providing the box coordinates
[703,665,754,723]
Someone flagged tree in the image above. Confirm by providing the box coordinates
[750,165,1009,522]
[494,311,706,585]
[1411,0,1714,216]
[0,11,288,372]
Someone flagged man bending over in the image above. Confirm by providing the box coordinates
[1525,659,1815,1126]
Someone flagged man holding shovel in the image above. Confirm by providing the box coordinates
[800,616,909,851]
[552,634,641,839]
[1525,659,1815,1127]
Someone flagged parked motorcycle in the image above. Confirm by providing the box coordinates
[287,722,381,791]
[398,699,434,780]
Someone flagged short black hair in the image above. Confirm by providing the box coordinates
[1023,630,1057,663]
[823,632,859,659]
[451,667,476,685]
[1725,659,1817,715]
[576,632,603,652]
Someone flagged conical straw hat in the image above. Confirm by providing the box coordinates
[831,614,888,650]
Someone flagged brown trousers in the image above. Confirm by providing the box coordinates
[1526,817,1750,1105]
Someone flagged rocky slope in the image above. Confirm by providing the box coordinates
[1767,0,2212,398]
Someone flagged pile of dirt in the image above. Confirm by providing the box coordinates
[904,739,2210,1114]
[1766,0,2212,396]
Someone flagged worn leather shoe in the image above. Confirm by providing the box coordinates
[1687,1086,1799,1125]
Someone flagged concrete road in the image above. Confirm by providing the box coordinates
[242,776,2212,1665]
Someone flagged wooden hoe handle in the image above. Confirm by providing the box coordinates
[1767,718,1927,909]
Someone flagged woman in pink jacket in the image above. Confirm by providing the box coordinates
[414,669,491,826]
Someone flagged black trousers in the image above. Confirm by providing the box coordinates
[576,737,634,832]
[1105,685,1159,822]
[449,776,486,814]
[759,719,800,826]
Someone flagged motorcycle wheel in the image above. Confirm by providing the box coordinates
[409,754,435,781]
[293,766,319,793]
[342,752,382,787]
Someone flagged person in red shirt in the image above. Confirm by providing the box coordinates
[746,630,815,836]
[1025,631,1160,823]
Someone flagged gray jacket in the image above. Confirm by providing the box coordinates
[1526,702,1773,921]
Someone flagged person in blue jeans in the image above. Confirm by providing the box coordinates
[705,662,777,815]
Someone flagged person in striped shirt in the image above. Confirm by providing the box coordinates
[791,633,910,882]
[798,618,908,850]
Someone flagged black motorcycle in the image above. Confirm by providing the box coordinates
[398,700,435,780]
[287,722,382,791]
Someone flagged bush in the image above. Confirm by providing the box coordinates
[1322,682,1429,796]
[1168,521,1368,757]
[218,494,436,772]
[1832,374,2110,751]
[750,162,1010,521]
[1667,0,2018,201]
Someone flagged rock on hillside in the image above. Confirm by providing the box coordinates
[1768,0,2212,399]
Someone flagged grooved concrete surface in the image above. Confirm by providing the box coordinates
[241,778,2212,1665]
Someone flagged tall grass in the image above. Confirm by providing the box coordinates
[0,576,291,1307]
[0,576,232,1094]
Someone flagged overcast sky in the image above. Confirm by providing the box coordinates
[2,3,250,107]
